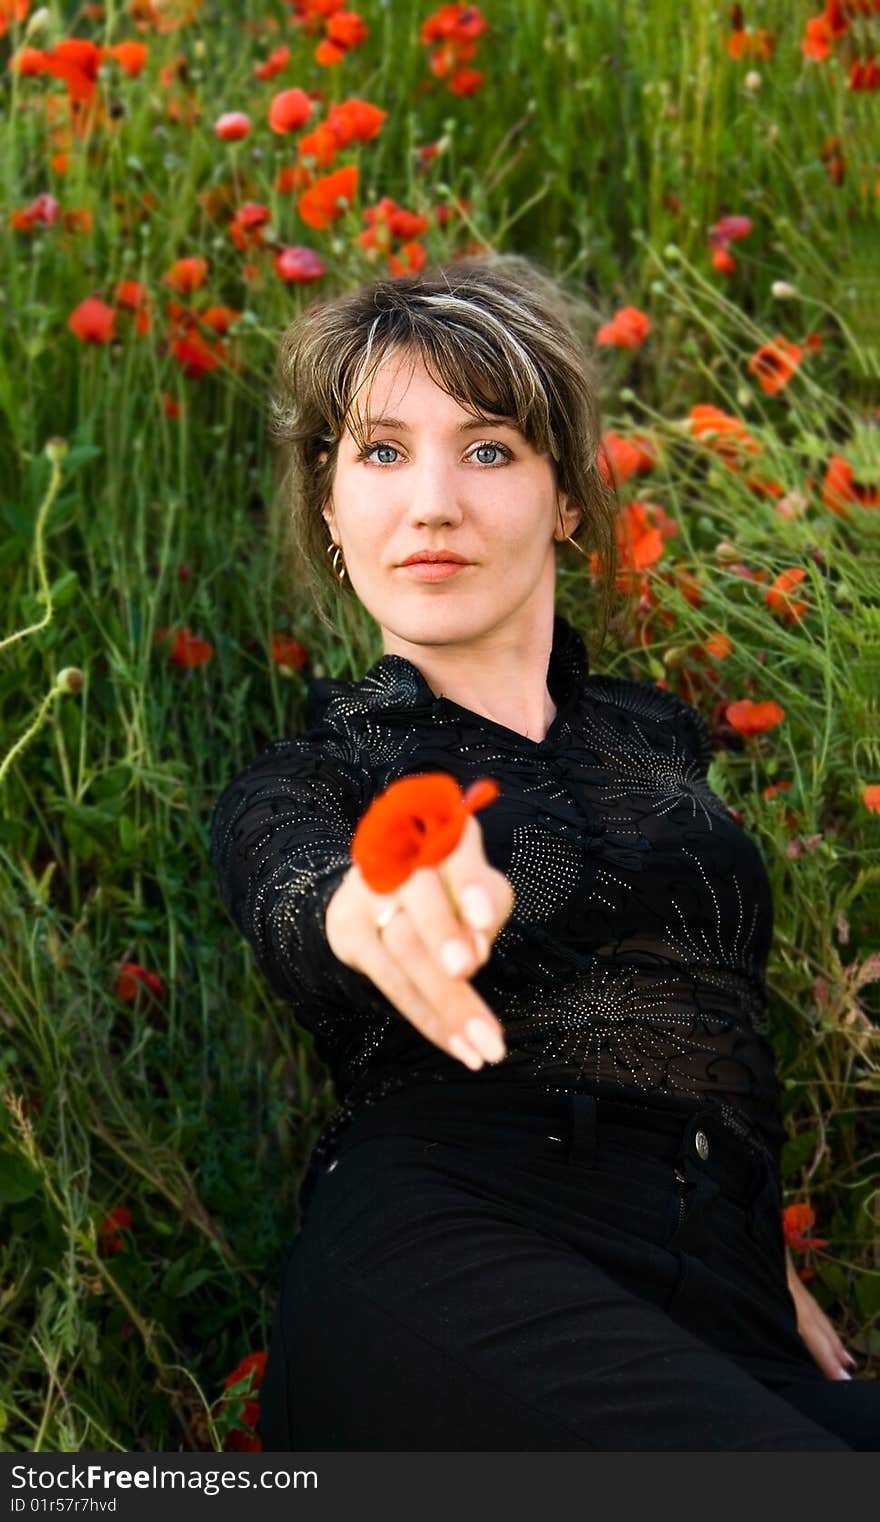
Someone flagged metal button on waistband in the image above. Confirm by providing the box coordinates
[694,1130,710,1160]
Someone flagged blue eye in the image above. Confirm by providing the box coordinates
[358,441,513,465]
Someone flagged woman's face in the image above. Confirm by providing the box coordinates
[320,350,581,654]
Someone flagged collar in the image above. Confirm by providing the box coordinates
[306,612,590,737]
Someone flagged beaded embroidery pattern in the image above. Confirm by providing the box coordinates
[210,614,785,1211]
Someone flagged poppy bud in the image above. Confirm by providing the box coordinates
[56,667,85,695]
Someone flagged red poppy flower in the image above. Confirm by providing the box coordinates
[688,404,762,464]
[214,111,251,141]
[254,44,290,81]
[167,626,214,666]
[325,97,386,146]
[273,245,326,282]
[270,634,309,671]
[0,1,30,40]
[298,164,359,229]
[115,961,164,1000]
[724,697,785,737]
[105,41,149,76]
[351,772,501,893]
[822,453,880,517]
[765,569,809,625]
[161,256,208,294]
[222,1350,268,1451]
[268,86,313,134]
[68,296,116,343]
[783,1202,830,1251]
[114,279,150,309]
[448,66,485,95]
[746,336,804,396]
[596,305,651,348]
[598,430,656,487]
[98,1206,133,1255]
[10,193,60,230]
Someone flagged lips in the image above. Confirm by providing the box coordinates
[399,553,469,566]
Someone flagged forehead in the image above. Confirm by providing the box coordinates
[349,350,520,430]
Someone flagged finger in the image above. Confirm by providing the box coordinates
[355,933,488,1068]
[395,862,491,978]
[439,814,515,930]
[370,905,507,1061]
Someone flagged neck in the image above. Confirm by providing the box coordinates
[381,605,559,743]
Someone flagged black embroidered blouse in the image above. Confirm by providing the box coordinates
[209,612,786,1206]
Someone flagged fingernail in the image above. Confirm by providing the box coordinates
[461,884,493,928]
[844,1352,857,1367]
[441,938,472,976]
[448,1033,484,1070]
[836,1369,853,1381]
[465,1017,506,1063]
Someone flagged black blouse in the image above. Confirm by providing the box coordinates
[210,612,786,1206]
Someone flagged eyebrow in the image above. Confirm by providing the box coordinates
[362,414,521,434]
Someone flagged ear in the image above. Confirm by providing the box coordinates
[554,493,583,541]
[321,500,336,538]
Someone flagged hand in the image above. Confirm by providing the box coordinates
[785,1249,858,1380]
[325,812,514,1070]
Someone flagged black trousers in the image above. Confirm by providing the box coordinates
[259,1082,878,1451]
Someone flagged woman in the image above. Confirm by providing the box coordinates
[210,255,876,1451]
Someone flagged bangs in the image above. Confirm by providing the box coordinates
[337,301,561,463]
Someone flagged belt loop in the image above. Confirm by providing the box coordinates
[567,1093,598,1168]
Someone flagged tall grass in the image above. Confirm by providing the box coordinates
[1,0,877,1450]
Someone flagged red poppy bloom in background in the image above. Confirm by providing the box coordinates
[598,430,657,487]
[105,41,149,77]
[298,164,359,229]
[268,86,313,134]
[351,772,501,893]
[0,1,30,40]
[98,1206,133,1255]
[724,697,786,737]
[214,111,252,141]
[273,244,325,282]
[254,44,290,81]
[822,453,880,516]
[167,626,214,666]
[689,403,762,462]
[270,634,309,671]
[221,1350,268,1452]
[114,279,150,309]
[765,568,809,625]
[10,193,60,230]
[115,961,164,1001]
[162,256,209,294]
[596,305,651,348]
[747,336,804,395]
[68,296,116,343]
[783,1203,830,1251]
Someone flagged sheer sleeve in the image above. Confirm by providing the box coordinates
[208,735,383,1014]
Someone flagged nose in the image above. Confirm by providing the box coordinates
[403,453,466,527]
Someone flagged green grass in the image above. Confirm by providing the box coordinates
[1,0,878,1451]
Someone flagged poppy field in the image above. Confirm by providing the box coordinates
[1,0,879,1451]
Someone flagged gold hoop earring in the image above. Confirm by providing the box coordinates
[564,534,588,558]
[326,540,346,583]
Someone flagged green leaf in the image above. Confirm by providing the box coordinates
[0,1150,41,1205]
[781,1130,818,1178]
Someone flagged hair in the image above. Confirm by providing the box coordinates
[269,252,623,658]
